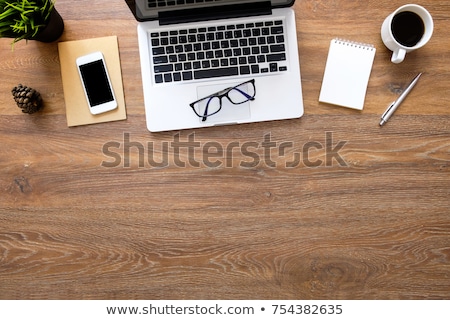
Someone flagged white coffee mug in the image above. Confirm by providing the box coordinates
[381,4,433,64]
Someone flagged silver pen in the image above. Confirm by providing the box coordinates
[380,72,422,126]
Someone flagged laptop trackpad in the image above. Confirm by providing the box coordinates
[196,82,251,124]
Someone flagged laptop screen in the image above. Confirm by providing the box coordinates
[125,0,295,21]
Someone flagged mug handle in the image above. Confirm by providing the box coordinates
[391,48,406,64]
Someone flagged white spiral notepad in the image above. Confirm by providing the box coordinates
[319,38,376,110]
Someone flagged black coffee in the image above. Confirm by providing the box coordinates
[391,11,425,47]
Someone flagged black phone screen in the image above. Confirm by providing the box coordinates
[79,60,114,107]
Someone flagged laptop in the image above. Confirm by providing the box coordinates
[124,0,304,132]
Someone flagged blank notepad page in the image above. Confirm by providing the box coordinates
[319,39,376,110]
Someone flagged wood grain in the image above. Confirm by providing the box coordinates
[0,0,449,300]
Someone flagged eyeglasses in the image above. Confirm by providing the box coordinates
[189,79,256,121]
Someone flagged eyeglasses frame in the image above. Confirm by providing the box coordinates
[189,79,256,121]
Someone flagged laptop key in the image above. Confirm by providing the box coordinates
[164,73,173,82]
[270,44,286,53]
[202,60,210,68]
[211,60,220,68]
[182,71,193,81]
[153,56,169,64]
[194,67,239,79]
[270,63,278,72]
[155,74,163,83]
[240,66,251,75]
[173,73,182,82]
[166,46,175,54]
[266,53,286,62]
[152,47,165,55]
[154,64,173,73]
[271,26,284,34]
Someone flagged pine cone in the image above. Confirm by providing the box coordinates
[11,84,43,114]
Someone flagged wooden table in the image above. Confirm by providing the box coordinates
[0,0,449,299]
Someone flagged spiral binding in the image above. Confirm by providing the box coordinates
[333,38,375,51]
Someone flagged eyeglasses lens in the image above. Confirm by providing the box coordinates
[195,96,221,117]
[227,82,255,104]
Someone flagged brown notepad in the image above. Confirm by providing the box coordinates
[58,36,127,127]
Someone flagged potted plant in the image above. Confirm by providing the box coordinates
[0,0,64,45]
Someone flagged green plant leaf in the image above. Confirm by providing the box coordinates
[0,0,56,44]
[0,7,15,20]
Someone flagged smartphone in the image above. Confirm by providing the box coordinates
[76,52,117,115]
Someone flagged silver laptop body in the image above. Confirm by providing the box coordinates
[125,0,304,132]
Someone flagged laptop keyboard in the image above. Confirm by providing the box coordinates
[149,20,288,84]
[148,0,224,7]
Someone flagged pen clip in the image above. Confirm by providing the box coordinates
[382,102,395,118]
